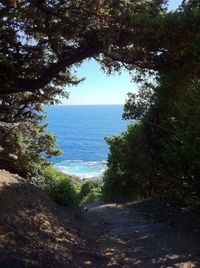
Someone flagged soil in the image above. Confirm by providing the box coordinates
[82,202,200,268]
[0,170,200,268]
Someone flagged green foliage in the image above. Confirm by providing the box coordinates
[0,0,170,178]
[41,169,102,207]
[0,0,170,96]
[0,111,62,179]
[79,179,102,204]
[123,85,155,120]
[103,72,200,204]
[160,81,200,202]
[101,0,200,205]
[102,123,150,201]
[44,168,81,209]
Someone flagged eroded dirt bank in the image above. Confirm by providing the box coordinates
[0,170,89,267]
[0,170,200,268]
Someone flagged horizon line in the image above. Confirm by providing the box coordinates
[53,103,124,106]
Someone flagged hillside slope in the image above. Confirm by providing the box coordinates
[0,170,91,268]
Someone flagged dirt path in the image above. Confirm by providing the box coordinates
[79,202,200,268]
[1,170,200,268]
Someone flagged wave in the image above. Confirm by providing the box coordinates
[54,159,107,179]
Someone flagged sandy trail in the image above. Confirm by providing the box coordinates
[79,202,200,268]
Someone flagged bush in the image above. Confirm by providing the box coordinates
[31,168,103,208]
[103,73,200,205]
[79,179,102,204]
[102,122,151,201]
[43,168,81,209]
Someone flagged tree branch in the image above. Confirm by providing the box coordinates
[10,44,102,95]
[0,147,18,161]
[0,121,23,130]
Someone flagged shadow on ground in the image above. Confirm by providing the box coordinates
[1,170,200,268]
[84,201,200,268]
[0,171,103,268]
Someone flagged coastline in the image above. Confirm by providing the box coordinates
[53,159,107,180]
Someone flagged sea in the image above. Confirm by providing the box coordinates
[45,105,130,179]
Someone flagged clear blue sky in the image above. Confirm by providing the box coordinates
[63,0,183,105]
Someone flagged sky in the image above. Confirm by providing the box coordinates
[63,0,183,105]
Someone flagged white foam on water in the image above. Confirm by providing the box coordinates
[54,160,107,179]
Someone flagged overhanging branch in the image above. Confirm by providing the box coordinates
[12,44,102,94]
[0,147,18,161]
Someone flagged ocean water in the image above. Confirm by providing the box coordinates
[45,105,130,178]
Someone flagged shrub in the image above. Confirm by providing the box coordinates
[79,179,102,204]
[102,123,148,201]
[43,168,80,209]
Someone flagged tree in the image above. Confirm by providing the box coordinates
[102,0,200,203]
[1,0,199,179]
[0,0,169,171]
[1,0,199,96]
[1,0,186,95]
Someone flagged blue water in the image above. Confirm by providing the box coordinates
[45,105,130,178]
